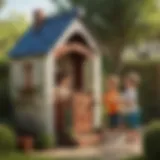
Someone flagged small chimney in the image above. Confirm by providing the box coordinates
[33,8,45,27]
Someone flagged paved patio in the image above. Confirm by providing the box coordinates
[101,132,142,160]
[34,132,142,160]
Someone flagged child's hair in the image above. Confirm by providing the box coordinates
[126,72,141,85]
[107,74,120,86]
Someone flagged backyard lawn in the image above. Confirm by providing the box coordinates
[0,153,49,160]
[0,153,100,160]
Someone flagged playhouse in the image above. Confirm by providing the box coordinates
[9,9,102,146]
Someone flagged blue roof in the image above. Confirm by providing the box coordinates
[9,9,78,58]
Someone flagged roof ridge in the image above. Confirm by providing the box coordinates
[9,8,78,58]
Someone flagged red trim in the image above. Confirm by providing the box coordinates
[54,43,94,59]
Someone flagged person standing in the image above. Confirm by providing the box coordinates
[103,75,121,136]
[54,73,74,145]
[123,72,141,143]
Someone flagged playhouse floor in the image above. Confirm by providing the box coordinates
[34,131,142,160]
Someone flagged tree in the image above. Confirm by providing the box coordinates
[0,12,28,63]
[0,12,28,123]
[52,0,160,73]
[51,0,71,14]
[0,0,5,10]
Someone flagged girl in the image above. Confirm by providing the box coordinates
[123,72,141,143]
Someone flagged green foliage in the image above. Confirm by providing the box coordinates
[0,153,52,160]
[0,125,16,153]
[51,0,71,14]
[53,0,160,72]
[35,134,56,149]
[143,121,160,160]
[0,0,5,10]
[69,0,159,42]
[0,152,98,160]
[0,13,28,63]
[70,0,143,40]
[0,13,28,124]
[140,0,160,39]
[0,63,13,124]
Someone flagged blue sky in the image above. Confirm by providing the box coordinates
[0,0,57,20]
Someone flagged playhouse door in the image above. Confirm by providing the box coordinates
[55,99,76,146]
[55,100,65,133]
[73,93,93,134]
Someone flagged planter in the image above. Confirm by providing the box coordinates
[18,136,34,153]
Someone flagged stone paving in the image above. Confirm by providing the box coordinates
[101,132,142,160]
[34,131,142,160]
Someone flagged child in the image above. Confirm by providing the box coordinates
[123,72,141,143]
[55,73,73,135]
[103,75,121,133]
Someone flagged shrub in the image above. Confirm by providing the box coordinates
[0,64,13,125]
[15,112,45,137]
[35,134,55,149]
[143,121,160,160]
[0,124,16,153]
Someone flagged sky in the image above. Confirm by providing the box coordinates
[0,0,57,21]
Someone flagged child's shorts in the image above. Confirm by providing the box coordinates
[125,112,141,129]
[108,114,120,128]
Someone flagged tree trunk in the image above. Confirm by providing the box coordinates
[156,64,160,103]
[107,41,125,74]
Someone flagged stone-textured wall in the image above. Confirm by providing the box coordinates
[10,57,46,135]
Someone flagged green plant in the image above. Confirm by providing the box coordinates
[35,134,55,149]
[143,121,160,160]
[0,124,16,153]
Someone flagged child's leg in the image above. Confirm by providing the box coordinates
[126,112,140,143]
[108,114,115,131]
[105,115,113,140]
[132,112,141,142]
[111,114,119,131]
[106,114,119,140]
[119,114,126,131]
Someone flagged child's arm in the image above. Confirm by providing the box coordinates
[125,99,134,107]
[123,93,135,107]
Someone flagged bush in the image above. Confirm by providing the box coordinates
[123,155,145,160]
[15,112,45,137]
[35,134,55,149]
[0,124,16,153]
[143,121,160,160]
[0,63,13,125]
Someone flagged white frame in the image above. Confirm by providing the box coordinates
[45,18,102,134]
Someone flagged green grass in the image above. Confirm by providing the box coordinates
[0,153,50,160]
[0,153,100,160]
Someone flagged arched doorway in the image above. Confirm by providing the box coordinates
[54,37,94,146]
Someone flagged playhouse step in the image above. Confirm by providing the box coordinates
[75,133,102,147]
[56,132,78,147]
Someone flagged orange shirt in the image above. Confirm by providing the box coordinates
[103,90,120,115]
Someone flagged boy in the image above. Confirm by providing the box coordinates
[103,75,121,133]
[123,72,141,143]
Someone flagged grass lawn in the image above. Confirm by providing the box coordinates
[0,153,100,160]
[0,153,49,160]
